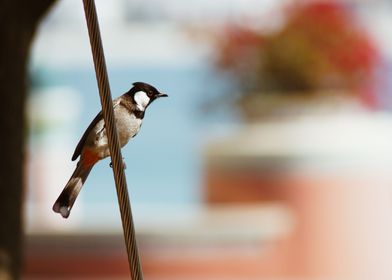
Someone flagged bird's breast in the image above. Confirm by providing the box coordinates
[115,107,142,147]
[85,106,142,159]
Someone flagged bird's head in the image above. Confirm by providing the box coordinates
[128,82,168,111]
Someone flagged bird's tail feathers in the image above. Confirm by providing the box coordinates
[52,161,93,218]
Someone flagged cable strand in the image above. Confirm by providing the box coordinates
[82,0,144,279]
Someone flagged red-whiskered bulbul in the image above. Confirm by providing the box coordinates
[52,82,168,218]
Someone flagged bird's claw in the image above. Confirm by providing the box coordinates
[109,158,127,169]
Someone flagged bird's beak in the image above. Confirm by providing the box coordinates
[157,92,168,98]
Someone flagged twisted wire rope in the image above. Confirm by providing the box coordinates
[82,0,144,278]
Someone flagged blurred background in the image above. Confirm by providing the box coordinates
[23,0,392,279]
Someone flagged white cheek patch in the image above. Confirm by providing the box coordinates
[134,91,150,111]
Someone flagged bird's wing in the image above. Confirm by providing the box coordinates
[71,98,121,161]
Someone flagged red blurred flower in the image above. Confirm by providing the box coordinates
[214,1,380,104]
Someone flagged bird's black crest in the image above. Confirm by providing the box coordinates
[132,82,158,94]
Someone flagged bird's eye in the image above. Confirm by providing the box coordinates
[147,91,153,97]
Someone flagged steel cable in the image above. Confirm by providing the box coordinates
[82,0,144,278]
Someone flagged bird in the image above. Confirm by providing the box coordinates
[52,82,168,218]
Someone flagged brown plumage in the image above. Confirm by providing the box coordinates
[53,82,167,218]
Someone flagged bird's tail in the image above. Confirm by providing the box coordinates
[52,161,93,218]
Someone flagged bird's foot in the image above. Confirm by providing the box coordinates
[109,158,127,169]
